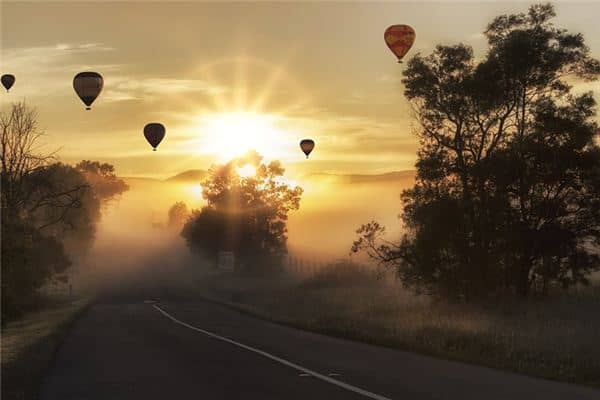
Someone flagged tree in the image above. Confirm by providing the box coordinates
[1,102,63,219]
[1,217,71,320]
[353,3,600,299]
[28,163,101,259]
[182,151,302,272]
[168,201,189,229]
[1,102,128,321]
[76,160,129,202]
[1,103,83,320]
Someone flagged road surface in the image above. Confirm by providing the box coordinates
[41,286,600,400]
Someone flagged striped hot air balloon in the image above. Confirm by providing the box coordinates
[73,72,103,110]
[384,25,416,63]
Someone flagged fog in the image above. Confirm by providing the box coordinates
[286,175,413,260]
[76,173,414,288]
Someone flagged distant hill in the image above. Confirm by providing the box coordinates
[162,169,414,184]
[122,176,161,183]
[165,169,207,183]
[306,170,415,184]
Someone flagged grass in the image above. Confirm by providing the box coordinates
[1,295,89,400]
[177,262,600,387]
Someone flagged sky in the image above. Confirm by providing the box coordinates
[2,1,600,178]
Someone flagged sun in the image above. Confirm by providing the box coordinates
[199,111,290,161]
[187,183,203,199]
[175,57,311,162]
[237,164,256,178]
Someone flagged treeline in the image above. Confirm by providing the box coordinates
[1,102,128,322]
[353,4,600,299]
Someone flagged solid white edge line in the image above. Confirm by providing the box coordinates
[153,304,393,400]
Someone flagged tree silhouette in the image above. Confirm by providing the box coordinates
[1,102,129,321]
[182,151,302,272]
[353,3,600,299]
[76,160,129,203]
[168,201,189,229]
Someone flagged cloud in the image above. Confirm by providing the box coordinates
[3,43,115,72]
[2,42,226,102]
[103,78,227,102]
[1,43,121,97]
[277,109,415,159]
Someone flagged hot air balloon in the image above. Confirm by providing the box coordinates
[1,74,15,92]
[384,25,416,63]
[300,139,315,159]
[73,72,103,110]
[144,123,166,151]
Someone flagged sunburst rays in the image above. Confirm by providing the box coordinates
[171,55,313,163]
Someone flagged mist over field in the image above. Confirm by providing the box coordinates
[84,171,415,276]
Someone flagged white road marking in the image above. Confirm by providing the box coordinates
[153,304,392,400]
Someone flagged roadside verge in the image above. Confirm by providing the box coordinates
[1,298,91,400]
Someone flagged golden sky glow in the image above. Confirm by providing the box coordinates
[2,1,599,178]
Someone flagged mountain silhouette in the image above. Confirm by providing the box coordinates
[306,170,415,184]
[165,170,207,183]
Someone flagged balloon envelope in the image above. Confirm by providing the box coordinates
[300,139,315,159]
[384,25,416,62]
[1,74,15,92]
[73,72,103,110]
[144,123,166,151]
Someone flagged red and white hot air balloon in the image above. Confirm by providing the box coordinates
[384,25,416,63]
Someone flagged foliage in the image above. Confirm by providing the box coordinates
[1,102,128,321]
[1,217,72,320]
[353,3,600,299]
[28,163,101,258]
[182,151,302,272]
[75,160,129,202]
[167,201,189,229]
[299,261,378,290]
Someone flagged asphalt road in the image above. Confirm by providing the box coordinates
[41,285,600,400]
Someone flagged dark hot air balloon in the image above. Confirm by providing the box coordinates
[300,139,315,159]
[1,74,15,92]
[73,72,103,110]
[144,123,166,151]
[384,25,416,62]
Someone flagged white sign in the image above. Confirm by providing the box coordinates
[217,251,235,271]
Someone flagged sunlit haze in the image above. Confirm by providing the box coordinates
[4,1,598,178]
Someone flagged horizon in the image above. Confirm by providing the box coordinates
[122,167,416,181]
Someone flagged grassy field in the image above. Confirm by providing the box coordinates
[179,262,600,387]
[1,295,89,400]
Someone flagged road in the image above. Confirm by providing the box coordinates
[41,285,600,400]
